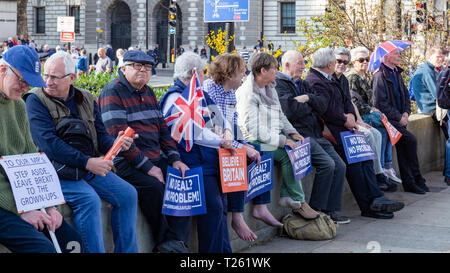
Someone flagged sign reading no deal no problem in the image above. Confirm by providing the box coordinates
[0,153,65,213]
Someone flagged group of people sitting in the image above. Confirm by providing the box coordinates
[0,42,446,253]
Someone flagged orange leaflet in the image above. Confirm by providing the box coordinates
[219,148,248,193]
[381,114,402,146]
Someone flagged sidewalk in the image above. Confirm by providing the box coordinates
[239,171,450,253]
[148,66,175,87]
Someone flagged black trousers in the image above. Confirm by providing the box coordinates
[115,158,191,247]
[334,143,384,213]
[393,125,424,186]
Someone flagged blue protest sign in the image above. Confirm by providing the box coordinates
[245,153,274,203]
[162,166,206,216]
[285,137,312,181]
[340,131,376,164]
[204,0,249,22]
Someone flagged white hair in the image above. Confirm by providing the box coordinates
[45,51,76,75]
[281,50,302,68]
[173,51,207,81]
[311,48,335,68]
[350,46,370,62]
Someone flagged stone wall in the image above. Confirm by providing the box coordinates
[0,114,445,253]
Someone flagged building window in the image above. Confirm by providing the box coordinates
[35,7,45,34]
[69,6,80,33]
[281,2,295,33]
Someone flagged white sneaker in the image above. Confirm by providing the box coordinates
[384,168,402,184]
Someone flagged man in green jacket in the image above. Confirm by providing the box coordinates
[0,45,82,253]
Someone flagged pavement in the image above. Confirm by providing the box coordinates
[238,171,450,253]
[148,65,175,87]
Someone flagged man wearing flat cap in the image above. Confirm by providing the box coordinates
[98,50,191,253]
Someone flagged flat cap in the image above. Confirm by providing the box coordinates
[123,50,155,65]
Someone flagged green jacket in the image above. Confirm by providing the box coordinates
[0,93,38,214]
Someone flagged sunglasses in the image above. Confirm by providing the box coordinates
[336,59,349,65]
[357,57,370,63]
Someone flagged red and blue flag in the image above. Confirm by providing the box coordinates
[368,40,413,71]
[164,72,210,152]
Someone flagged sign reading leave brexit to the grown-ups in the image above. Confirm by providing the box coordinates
[285,137,312,181]
[162,166,206,216]
[245,153,274,203]
[0,153,65,213]
[219,148,248,193]
[340,131,376,164]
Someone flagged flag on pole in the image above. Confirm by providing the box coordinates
[164,72,210,152]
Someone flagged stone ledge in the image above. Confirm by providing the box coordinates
[0,114,444,253]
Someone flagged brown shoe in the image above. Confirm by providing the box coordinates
[292,202,320,220]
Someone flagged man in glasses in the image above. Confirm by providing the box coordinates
[0,45,83,253]
[275,50,349,224]
[98,50,191,253]
[305,48,405,219]
[25,51,139,253]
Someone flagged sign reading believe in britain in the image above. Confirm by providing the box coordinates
[204,0,249,22]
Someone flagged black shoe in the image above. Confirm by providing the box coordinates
[156,240,190,253]
[403,182,426,194]
[361,210,394,219]
[445,178,450,186]
[415,177,430,192]
[326,211,350,224]
[370,196,405,213]
[377,174,397,192]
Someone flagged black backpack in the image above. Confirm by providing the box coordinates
[437,68,450,109]
[52,115,95,181]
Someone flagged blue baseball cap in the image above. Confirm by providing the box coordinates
[123,50,155,65]
[3,45,46,87]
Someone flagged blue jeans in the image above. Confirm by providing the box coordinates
[0,208,83,253]
[60,171,138,253]
[227,142,270,212]
[374,125,393,169]
[445,115,450,179]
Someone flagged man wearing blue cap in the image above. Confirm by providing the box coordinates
[98,50,191,253]
[25,51,139,253]
[0,45,83,253]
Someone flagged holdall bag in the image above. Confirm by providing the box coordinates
[52,115,96,181]
[282,212,338,241]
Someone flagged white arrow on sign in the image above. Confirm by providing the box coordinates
[169,27,176,34]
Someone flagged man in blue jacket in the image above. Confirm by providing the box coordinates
[25,51,139,253]
[411,46,447,138]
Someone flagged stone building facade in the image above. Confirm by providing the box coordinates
[25,0,448,62]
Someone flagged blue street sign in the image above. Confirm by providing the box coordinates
[204,0,249,22]
[169,27,176,34]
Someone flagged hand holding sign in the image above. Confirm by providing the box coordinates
[285,137,312,181]
[381,114,402,146]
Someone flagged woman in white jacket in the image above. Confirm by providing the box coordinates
[235,53,319,220]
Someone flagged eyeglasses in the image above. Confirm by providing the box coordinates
[125,62,153,71]
[357,57,370,63]
[8,66,28,87]
[336,59,349,65]
[43,74,71,81]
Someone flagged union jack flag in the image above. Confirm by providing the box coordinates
[164,72,210,152]
[368,40,413,71]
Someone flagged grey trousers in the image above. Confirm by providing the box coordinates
[308,137,347,212]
